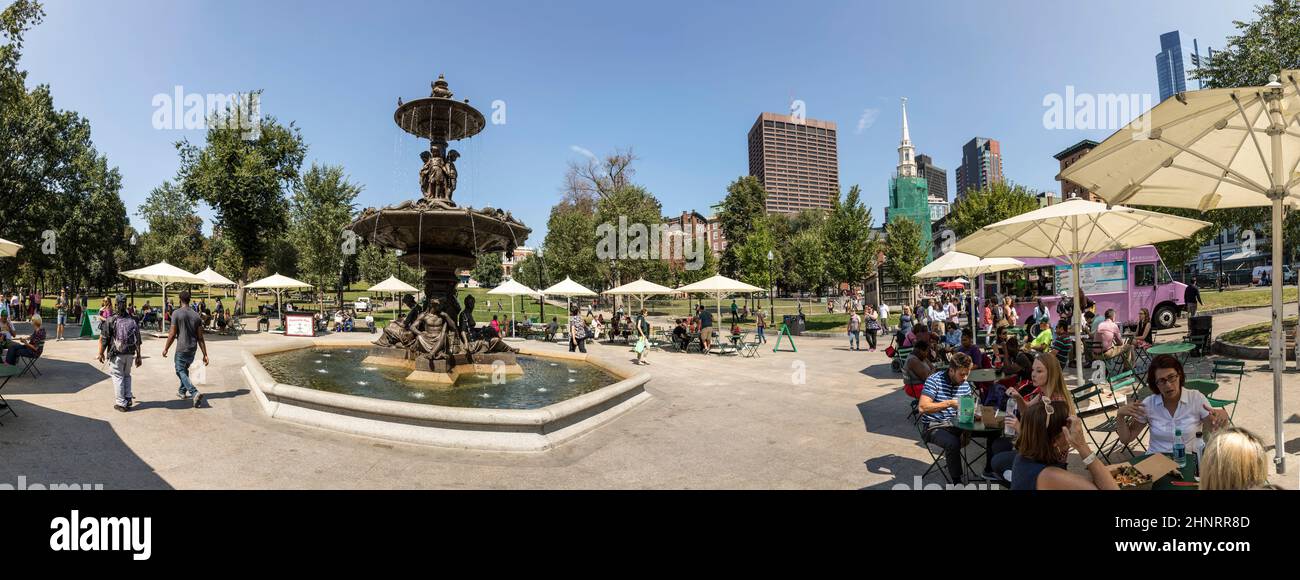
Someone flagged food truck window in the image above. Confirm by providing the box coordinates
[1135,264,1155,287]
[1158,263,1173,285]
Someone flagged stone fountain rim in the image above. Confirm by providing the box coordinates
[240,341,652,452]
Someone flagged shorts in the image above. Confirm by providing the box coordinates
[57,312,66,325]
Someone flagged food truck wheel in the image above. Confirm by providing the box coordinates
[1153,304,1178,330]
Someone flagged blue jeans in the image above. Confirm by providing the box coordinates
[848,330,860,349]
[175,349,199,397]
[756,326,766,343]
[5,345,36,365]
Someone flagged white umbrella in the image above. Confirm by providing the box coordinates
[917,252,1024,340]
[488,279,541,337]
[956,199,1210,383]
[367,276,419,324]
[603,277,676,313]
[541,277,597,311]
[195,267,236,304]
[121,262,206,332]
[0,238,21,258]
[1058,71,1300,472]
[678,274,765,338]
[246,273,313,331]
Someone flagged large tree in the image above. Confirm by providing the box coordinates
[0,1,129,295]
[594,184,670,288]
[946,181,1040,238]
[175,92,307,309]
[884,217,928,304]
[717,176,768,277]
[823,185,879,292]
[290,163,360,308]
[137,181,205,273]
[541,198,600,290]
[471,251,504,288]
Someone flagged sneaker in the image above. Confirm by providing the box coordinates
[193,393,204,408]
[113,404,128,413]
[177,390,189,400]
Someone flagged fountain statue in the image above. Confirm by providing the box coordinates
[348,75,530,381]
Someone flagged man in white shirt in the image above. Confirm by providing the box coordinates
[927,301,947,324]
[878,302,890,333]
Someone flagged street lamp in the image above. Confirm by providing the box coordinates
[767,249,775,327]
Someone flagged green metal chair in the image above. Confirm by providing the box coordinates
[1207,359,1245,422]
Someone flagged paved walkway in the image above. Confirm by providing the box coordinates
[0,325,1295,489]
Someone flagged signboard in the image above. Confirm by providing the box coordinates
[1055,260,1128,295]
[284,313,315,337]
[89,314,103,338]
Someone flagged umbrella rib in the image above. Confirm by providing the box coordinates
[1166,164,1259,193]
[1233,92,1278,188]
[1070,95,1245,178]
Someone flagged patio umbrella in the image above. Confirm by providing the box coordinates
[1058,71,1300,472]
[195,267,236,301]
[246,273,313,331]
[121,262,206,332]
[0,238,21,258]
[956,199,1210,385]
[677,274,765,332]
[367,276,419,323]
[541,277,597,311]
[487,279,541,337]
[918,252,1024,339]
[603,277,675,313]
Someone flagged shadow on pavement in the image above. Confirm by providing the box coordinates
[131,389,248,411]
[0,359,108,395]
[860,454,940,489]
[859,362,900,380]
[0,400,172,490]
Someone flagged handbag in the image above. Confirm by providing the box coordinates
[884,345,897,358]
[634,337,647,354]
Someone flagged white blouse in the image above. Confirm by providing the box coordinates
[1136,388,1211,454]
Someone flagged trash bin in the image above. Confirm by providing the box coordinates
[782,315,805,335]
[1188,315,1212,357]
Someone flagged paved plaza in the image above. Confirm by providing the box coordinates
[1,309,1297,490]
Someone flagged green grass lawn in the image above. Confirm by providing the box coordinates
[1200,287,1299,311]
[1218,316,1298,347]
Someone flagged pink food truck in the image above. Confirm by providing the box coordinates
[992,246,1188,330]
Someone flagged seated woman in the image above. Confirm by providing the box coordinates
[902,340,934,400]
[1009,399,1120,490]
[1116,354,1229,454]
[1134,308,1154,349]
[5,314,46,367]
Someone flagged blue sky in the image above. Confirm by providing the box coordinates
[19,0,1256,244]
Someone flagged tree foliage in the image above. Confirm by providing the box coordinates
[472,251,504,288]
[947,181,1040,238]
[823,185,879,290]
[884,217,927,293]
[717,176,768,277]
[289,163,360,303]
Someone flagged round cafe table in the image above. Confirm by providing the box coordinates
[1146,341,1196,366]
[952,417,1004,480]
[968,368,1001,383]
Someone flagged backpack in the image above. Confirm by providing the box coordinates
[108,316,140,357]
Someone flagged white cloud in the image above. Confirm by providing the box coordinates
[569,145,597,160]
[855,108,880,134]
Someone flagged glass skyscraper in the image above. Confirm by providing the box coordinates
[1156,31,1187,102]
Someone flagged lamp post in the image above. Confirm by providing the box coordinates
[767,249,775,326]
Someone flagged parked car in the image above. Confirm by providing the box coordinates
[354,296,372,312]
[1252,265,1296,285]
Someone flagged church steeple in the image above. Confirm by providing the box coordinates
[897,97,917,177]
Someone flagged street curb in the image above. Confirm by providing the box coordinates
[1213,339,1296,361]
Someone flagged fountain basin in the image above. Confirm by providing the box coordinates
[241,342,652,452]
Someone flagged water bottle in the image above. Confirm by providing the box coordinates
[1173,428,1186,468]
[1003,404,1017,438]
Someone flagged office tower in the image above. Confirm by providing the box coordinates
[1157,30,1188,101]
[955,137,1002,199]
[747,112,840,213]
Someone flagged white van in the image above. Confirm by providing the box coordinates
[354,296,372,312]
[1252,265,1296,285]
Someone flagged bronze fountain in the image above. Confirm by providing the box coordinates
[348,75,531,381]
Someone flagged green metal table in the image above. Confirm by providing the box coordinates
[952,417,1005,480]
[1125,453,1198,490]
[1146,341,1196,366]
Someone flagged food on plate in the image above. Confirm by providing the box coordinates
[1112,465,1153,487]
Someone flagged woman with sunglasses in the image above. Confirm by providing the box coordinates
[992,352,1077,481]
[1011,399,1120,490]
[1116,354,1229,453]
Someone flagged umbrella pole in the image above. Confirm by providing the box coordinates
[1270,195,1286,473]
[1072,259,1085,385]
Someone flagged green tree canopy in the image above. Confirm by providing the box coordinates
[290,163,360,305]
[718,176,767,277]
[472,251,504,288]
[823,185,879,291]
[884,217,927,297]
[946,181,1040,238]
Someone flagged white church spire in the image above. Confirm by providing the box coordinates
[897,97,917,177]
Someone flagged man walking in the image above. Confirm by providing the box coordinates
[1184,280,1203,320]
[97,296,142,412]
[161,291,208,408]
